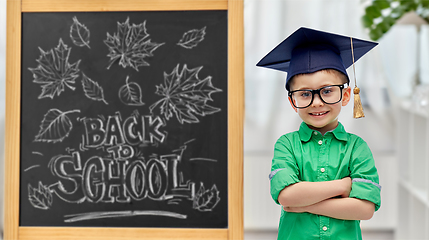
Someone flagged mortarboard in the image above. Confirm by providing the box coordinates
[256,27,378,118]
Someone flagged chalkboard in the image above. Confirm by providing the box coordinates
[19,10,228,228]
[6,1,243,239]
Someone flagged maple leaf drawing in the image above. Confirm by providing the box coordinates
[193,183,220,212]
[150,64,222,124]
[29,38,81,99]
[104,17,165,71]
[28,182,53,210]
[34,108,81,143]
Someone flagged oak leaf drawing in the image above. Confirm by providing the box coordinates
[34,108,80,143]
[29,38,81,99]
[81,73,108,104]
[28,182,53,210]
[177,26,206,49]
[193,183,220,212]
[104,17,164,71]
[150,64,222,124]
[119,76,145,106]
[70,16,91,49]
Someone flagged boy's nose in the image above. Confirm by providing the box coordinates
[311,94,324,107]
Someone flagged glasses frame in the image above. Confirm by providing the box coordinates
[288,84,347,109]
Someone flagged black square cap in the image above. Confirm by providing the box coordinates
[256,27,378,90]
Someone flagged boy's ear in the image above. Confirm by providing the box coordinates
[342,86,352,106]
[288,97,298,112]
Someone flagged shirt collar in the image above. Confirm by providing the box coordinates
[298,122,348,142]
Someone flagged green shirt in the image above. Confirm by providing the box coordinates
[270,122,381,240]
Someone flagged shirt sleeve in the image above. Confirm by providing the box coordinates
[349,138,382,211]
[269,135,301,205]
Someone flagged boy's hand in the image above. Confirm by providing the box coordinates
[340,177,352,198]
[283,206,306,213]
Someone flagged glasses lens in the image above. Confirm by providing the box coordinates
[291,90,313,108]
[320,86,341,104]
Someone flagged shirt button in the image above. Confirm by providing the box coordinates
[313,132,318,135]
[318,140,323,145]
[322,226,328,231]
[320,168,325,173]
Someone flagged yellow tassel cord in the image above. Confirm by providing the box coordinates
[350,37,364,119]
[353,87,365,119]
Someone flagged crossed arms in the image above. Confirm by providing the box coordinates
[278,177,375,220]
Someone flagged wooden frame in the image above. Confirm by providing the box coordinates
[5,0,243,239]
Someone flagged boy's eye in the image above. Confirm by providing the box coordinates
[300,91,311,97]
[321,87,333,95]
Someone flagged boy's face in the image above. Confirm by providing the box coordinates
[288,70,351,134]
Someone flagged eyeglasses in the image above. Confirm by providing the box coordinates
[288,84,346,109]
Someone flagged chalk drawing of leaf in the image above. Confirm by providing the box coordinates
[177,26,206,49]
[119,76,145,106]
[29,38,81,99]
[34,108,81,143]
[81,73,108,104]
[70,16,91,49]
[193,183,220,212]
[28,182,53,210]
[150,64,222,124]
[104,17,165,71]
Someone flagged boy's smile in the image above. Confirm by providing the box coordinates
[288,70,351,135]
[309,111,329,116]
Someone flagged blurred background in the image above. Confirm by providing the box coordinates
[2,0,429,239]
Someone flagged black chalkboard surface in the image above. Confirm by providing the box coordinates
[20,11,228,228]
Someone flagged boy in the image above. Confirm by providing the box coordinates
[256,27,381,239]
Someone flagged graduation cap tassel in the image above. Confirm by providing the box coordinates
[350,37,365,119]
[353,87,365,118]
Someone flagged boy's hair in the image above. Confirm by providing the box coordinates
[288,68,349,91]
